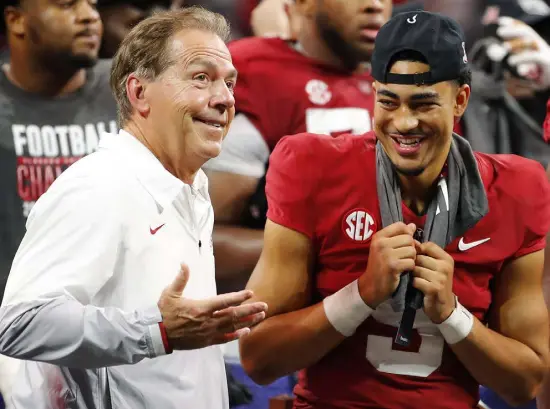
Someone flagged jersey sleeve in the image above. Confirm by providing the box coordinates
[266,134,320,238]
[513,160,550,258]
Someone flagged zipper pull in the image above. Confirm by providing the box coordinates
[199,240,202,253]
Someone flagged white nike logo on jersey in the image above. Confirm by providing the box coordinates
[458,237,490,251]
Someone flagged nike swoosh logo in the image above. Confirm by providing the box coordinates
[458,237,490,251]
[150,223,165,235]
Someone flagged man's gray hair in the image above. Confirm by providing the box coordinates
[110,6,231,126]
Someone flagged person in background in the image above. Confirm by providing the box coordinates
[0,0,117,304]
[0,7,267,409]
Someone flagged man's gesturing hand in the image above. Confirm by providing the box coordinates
[358,222,417,308]
[158,264,268,350]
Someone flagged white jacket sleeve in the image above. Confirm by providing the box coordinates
[0,172,167,368]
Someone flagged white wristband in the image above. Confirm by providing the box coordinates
[437,297,474,345]
[323,279,373,336]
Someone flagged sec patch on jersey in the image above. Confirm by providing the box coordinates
[342,208,377,242]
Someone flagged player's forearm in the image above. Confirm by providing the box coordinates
[451,318,547,406]
[214,225,263,293]
[0,297,165,368]
[239,301,346,385]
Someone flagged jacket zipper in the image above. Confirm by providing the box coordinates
[188,186,201,254]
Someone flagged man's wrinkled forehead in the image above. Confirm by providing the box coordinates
[186,55,238,79]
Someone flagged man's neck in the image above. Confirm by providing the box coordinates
[124,122,200,186]
[5,53,87,97]
[399,163,445,215]
[294,23,355,72]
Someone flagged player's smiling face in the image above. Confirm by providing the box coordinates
[373,60,470,177]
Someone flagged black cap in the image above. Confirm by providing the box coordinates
[371,11,468,86]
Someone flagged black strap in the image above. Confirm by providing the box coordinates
[394,228,425,347]
[384,72,434,86]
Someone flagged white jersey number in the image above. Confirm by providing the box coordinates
[365,301,445,377]
[305,108,372,135]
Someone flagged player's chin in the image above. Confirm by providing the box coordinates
[393,160,426,177]
[356,40,376,56]
[386,145,427,176]
[70,51,99,68]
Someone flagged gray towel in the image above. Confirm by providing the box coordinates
[375,133,489,312]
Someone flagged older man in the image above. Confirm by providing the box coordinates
[0,7,267,409]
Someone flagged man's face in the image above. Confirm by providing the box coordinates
[144,29,237,165]
[23,0,102,68]
[314,0,392,65]
[373,60,470,176]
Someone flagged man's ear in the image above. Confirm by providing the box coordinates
[454,84,470,118]
[4,6,26,37]
[126,73,151,118]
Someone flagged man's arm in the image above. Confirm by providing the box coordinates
[536,166,550,409]
[537,233,550,409]
[450,250,549,406]
[239,220,347,385]
[0,176,168,368]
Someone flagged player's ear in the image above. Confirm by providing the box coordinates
[453,83,470,118]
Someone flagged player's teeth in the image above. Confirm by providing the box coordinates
[398,139,420,148]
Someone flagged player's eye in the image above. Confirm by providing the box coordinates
[378,99,397,108]
[412,102,438,111]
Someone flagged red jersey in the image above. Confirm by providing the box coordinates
[229,37,375,149]
[265,131,550,409]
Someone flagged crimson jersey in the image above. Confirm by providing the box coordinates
[265,131,550,409]
[229,37,375,149]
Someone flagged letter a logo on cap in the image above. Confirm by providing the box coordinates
[407,14,418,24]
[462,42,468,63]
